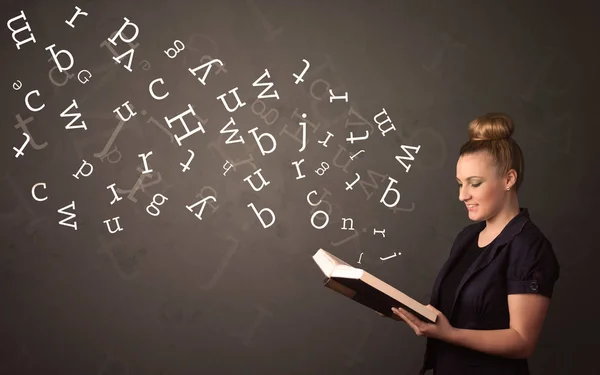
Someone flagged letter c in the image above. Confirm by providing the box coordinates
[32,182,48,202]
[306,190,322,206]
[25,90,45,112]
[149,78,169,100]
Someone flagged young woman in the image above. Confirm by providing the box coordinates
[391,113,560,374]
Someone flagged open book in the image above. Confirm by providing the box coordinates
[312,248,438,324]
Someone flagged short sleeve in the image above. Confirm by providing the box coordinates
[506,233,560,298]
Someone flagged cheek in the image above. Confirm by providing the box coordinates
[477,186,500,203]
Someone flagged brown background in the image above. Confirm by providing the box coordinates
[1,0,598,373]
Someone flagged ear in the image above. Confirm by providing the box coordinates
[506,169,518,186]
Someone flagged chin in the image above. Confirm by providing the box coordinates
[467,210,485,222]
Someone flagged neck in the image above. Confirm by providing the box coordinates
[484,193,520,234]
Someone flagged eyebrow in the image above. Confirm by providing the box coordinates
[456,176,483,182]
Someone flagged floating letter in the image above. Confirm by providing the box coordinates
[247,202,275,229]
[149,78,169,100]
[186,195,217,220]
[31,182,48,201]
[216,87,247,112]
[292,59,310,84]
[7,10,36,50]
[61,99,87,130]
[164,104,206,146]
[57,201,77,230]
[103,217,123,234]
[72,159,93,179]
[188,58,224,85]
[65,6,88,28]
[252,69,279,100]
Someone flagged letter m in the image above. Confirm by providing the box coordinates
[7,10,37,50]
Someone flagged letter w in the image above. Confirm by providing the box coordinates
[220,117,245,144]
[57,201,78,230]
[395,144,421,173]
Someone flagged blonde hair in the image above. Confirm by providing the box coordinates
[459,113,525,192]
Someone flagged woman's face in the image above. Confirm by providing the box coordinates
[456,152,505,222]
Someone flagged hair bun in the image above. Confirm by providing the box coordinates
[468,112,515,141]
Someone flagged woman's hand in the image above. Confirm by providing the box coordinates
[376,311,404,322]
[391,305,455,341]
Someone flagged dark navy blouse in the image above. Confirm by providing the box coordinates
[420,208,560,375]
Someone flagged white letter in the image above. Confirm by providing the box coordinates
[103,217,123,234]
[107,17,139,45]
[220,117,245,144]
[73,159,93,179]
[61,99,87,130]
[252,69,279,100]
[146,193,168,216]
[45,44,74,73]
[395,145,421,173]
[188,58,224,85]
[65,6,88,28]
[306,190,321,206]
[247,202,275,229]
[374,108,396,137]
[6,10,36,50]
[243,168,271,192]
[164,40,185,58]
[13,132,30,158]
[149,78,169,100]
[164,104,206,146]
[113,100,137,121]
[293,59,310,84]
[311,211,329,230]
[380,177,401,208]
[57,201,77,230]
[180,150,195,172]
[329,89,348,102]
[216,87,246,112]
[291,159,305,180]
[248,127,276,156]
[373,228,385,237]
[106,183,123,205]
[138,151,153,174]
[25,90,45,112]
[31,182,47,201]
[77,70,91,84]
[112,48,135,72]
[346,130,369,144]
[341,218,354,230]
[186,195,217,220]
[223,161,234,176]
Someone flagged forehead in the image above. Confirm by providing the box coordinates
[456,152,495,178]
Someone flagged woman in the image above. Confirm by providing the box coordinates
[391,113,560,374]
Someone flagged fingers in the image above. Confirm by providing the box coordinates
[392,308,422,334]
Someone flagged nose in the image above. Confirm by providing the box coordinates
[459,186,470,202]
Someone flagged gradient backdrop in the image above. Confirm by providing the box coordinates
[1,0,598,374]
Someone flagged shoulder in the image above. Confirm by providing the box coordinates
[506,221,560,297]
[508,221,558,262]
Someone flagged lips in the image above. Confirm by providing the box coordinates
[466,204,477,210]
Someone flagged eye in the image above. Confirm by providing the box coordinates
[472,183,481,187]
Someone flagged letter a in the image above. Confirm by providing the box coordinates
[57,201,77,230]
